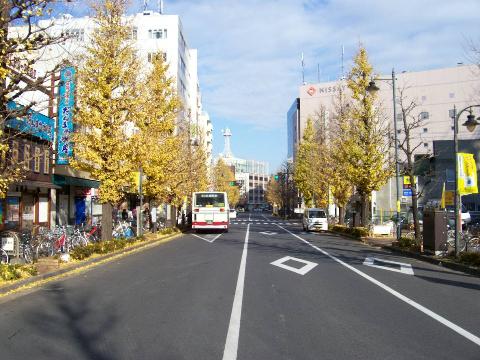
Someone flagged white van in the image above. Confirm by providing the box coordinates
[302,208,328,231]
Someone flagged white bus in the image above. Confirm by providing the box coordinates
[192,191,229,232]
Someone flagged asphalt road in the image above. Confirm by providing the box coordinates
[0,212,479,359]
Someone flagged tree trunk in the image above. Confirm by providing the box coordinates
[101,202,113,241]
[338,206,345,225]
[410,175,421,245]
[360,195,369,227]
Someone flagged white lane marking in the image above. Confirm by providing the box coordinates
[248,214,251,222]
[271,256,318,275]
[259,231,278,235]
[222,224,250,360]
[363,257,414,275]
[263,222,268,224]
[277,225,480,347]
[191,232,223,243]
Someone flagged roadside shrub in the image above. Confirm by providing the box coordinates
[397,237,417,249]
[458,252,480,267]
[70,244,95,260]
[0,264,22,281]
[331,225,369,238]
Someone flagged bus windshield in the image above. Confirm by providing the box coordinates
[195,193,226,207]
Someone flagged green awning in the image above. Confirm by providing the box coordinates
[53,175,100,189]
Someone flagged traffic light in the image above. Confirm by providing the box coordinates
[274,175,279,181]
[229,181,236,186]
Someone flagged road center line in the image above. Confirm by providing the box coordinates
[222,224,250,360]
[277,225,480,347]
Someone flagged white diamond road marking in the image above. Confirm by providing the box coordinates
[270,256,318,275]
[192,233,223,243]
[363,257,414,275]
[259,231,278,235]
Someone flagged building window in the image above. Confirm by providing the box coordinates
[423,143,428,148]
[419,111,429,120]
[397,130,401,134]
[423,128,428,133]
[148,29,167,39]
[34,147,41,172]
[128,27,137,40]
[451,126,455,130]
[64,28,85,41]
[23,144,30,170]
[449,93,455,99]
[449,109,455,119]
[147,52,167,63]
[44,149,50,175]
[395,113,403,122]
[11,140,19,163]
[421,96,427,101]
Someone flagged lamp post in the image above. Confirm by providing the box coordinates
[453,105,480,256]
[366,69,400,241]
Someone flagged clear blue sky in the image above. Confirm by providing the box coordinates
[56,0,480,172]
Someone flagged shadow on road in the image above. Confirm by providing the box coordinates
[24,282,119,360]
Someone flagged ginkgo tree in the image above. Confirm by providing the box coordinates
[344,46,393,226]
[213,158,239,207]
[134,53,182,203]
[71,0,141,240]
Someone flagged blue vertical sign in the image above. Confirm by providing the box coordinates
[57,66,76,165]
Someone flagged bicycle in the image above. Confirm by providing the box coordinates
[113,221,134,238]
[0,248,8,264]
[446,229,479,252]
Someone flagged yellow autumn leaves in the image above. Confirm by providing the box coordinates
[71,0,208,207]
[294,46,393,225]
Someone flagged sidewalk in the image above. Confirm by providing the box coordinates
[0,231,182,298]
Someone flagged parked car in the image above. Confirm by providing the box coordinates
[302,208,328,232]
[229,209,237,219]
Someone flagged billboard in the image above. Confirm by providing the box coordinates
[5,101,54,142]
[57,66,76,165]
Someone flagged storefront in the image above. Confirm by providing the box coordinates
[53,174,101,226]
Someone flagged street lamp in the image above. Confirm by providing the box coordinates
[367,69,401,241]
[453,105,480,256]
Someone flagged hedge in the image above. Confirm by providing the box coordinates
[330,225,369,239]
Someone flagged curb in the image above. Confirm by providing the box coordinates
[0,232,182,296]
[383,245,480,277]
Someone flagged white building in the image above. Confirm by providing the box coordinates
[288,64,480,214]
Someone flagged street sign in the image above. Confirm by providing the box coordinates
[403,189,412,197]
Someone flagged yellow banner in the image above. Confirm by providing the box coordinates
[444,191,455,206]
[458,153,478,195]
[403,176,411,185]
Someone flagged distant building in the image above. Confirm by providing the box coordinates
[287,64,480,214]
[218,128,269,209]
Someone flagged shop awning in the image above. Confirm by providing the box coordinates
[17,180,62,189]
[53,175,100,189]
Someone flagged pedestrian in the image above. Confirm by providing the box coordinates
[122,208,128,221]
